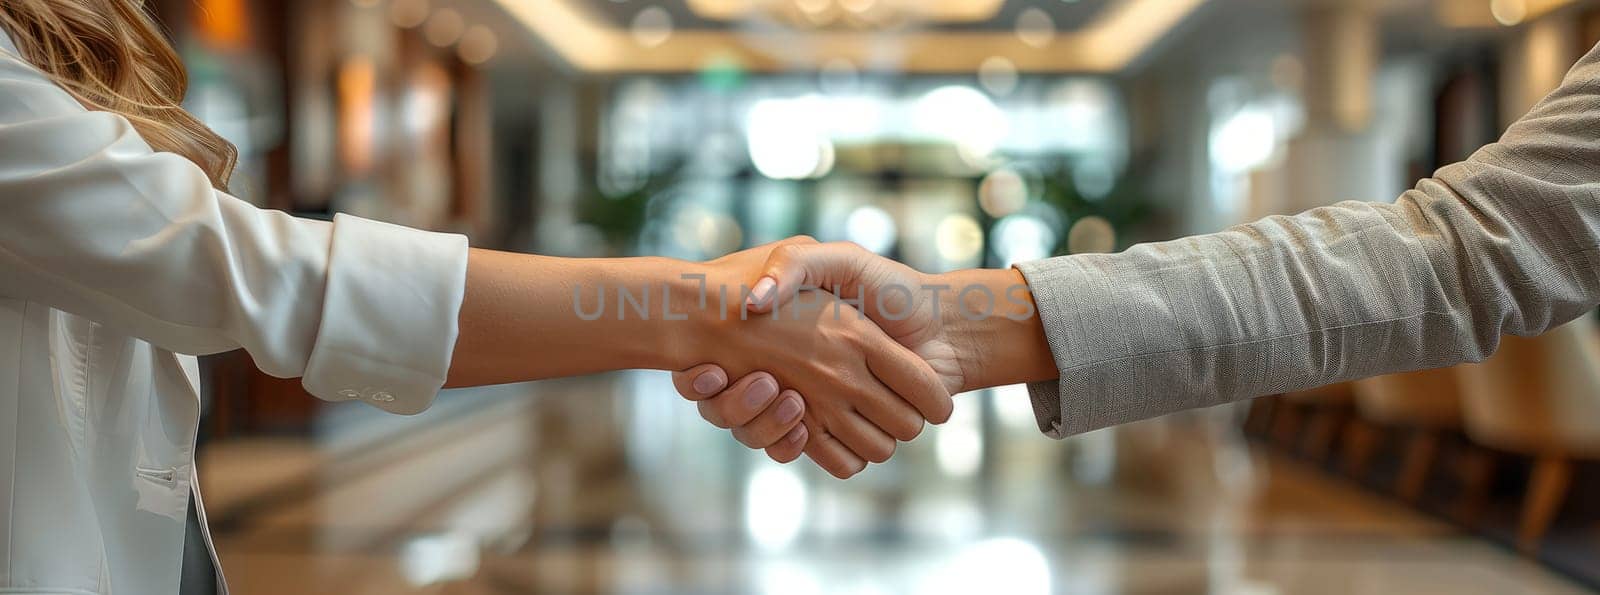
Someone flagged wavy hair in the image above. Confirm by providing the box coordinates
[0,0,236,189]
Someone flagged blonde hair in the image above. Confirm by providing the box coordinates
[0,0,236,189]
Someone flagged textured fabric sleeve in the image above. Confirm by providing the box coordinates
[0,46,468,415]
[1015,40,1600,439]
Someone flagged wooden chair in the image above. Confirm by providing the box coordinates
[1348,368,1464,503]
[1455,317,1600,554]
[1281,382,1355,461]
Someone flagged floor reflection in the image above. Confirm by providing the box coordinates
[200,373,1596,595]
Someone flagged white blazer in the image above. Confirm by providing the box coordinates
[0,31,470,594]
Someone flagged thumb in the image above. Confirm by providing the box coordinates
[745,241,872,313]
[671,363,727,401]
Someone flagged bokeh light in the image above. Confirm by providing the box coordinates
[423,8,465,47]
[845,205,898,255]
[992,214,1056,267]
[1209,106,1278,173]
[978,56,1019,96]
[746,96,836,180]
[390,0,430,28]
[631,6,674,47]
[696,212,744,256]
[1072,158,1117,201]
[935,213,985,265]
[1491,0,1528,26]
[1014,8,1056,48]
[745,466,807,551]
[979,167,1028,218]
[457,26,499,64]
[914,86,1009,159]
[936,404,983,477]
[1067,216,1116,254]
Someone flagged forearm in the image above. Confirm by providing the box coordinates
[445,248,703,387]
[1011,41,1600,438]
[932,268,1057,392]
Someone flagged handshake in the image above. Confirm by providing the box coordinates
[646,237,1057,479]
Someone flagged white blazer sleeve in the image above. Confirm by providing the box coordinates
[0,49,468,415]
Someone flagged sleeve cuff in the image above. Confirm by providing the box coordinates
[1024,379,1070,439]
[1015,252,1231,439]
[1014,257,1093,439]
[301,214,470,415]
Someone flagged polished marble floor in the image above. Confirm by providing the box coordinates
[199,374,1597,595]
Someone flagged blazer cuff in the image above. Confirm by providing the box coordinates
[1014,257,1098,439]
[301,214,470,415]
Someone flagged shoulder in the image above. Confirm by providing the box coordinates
[0,26,35,76]
[0,29,97,123]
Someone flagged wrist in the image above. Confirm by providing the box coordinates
[643,259,721,371]
[569,256,704,371]
[934,268,1056,392]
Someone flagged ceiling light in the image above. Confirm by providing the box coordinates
[631,6,674,47]
[1015,8,1056,48]
[1491,0,1528,25]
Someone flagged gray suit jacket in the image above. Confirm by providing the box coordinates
[1016,41,1600,439]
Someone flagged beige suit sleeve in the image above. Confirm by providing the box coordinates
[1015,41,1600,439]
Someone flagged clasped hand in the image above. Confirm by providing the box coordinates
[669,237,1000,478]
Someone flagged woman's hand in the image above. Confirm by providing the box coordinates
[672,365,811,464]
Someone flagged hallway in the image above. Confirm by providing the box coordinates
[199,375,1596,595]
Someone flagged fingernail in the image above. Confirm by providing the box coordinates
[746,277,777,308]
[776,397,803,424]
[692,370,725,395]
[787,425,807,445]
[745,377,779,409]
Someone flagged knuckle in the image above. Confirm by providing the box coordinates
[771,244,802,266]
[828,240,866,255]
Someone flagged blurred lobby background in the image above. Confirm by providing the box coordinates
[157,0,1600,592]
